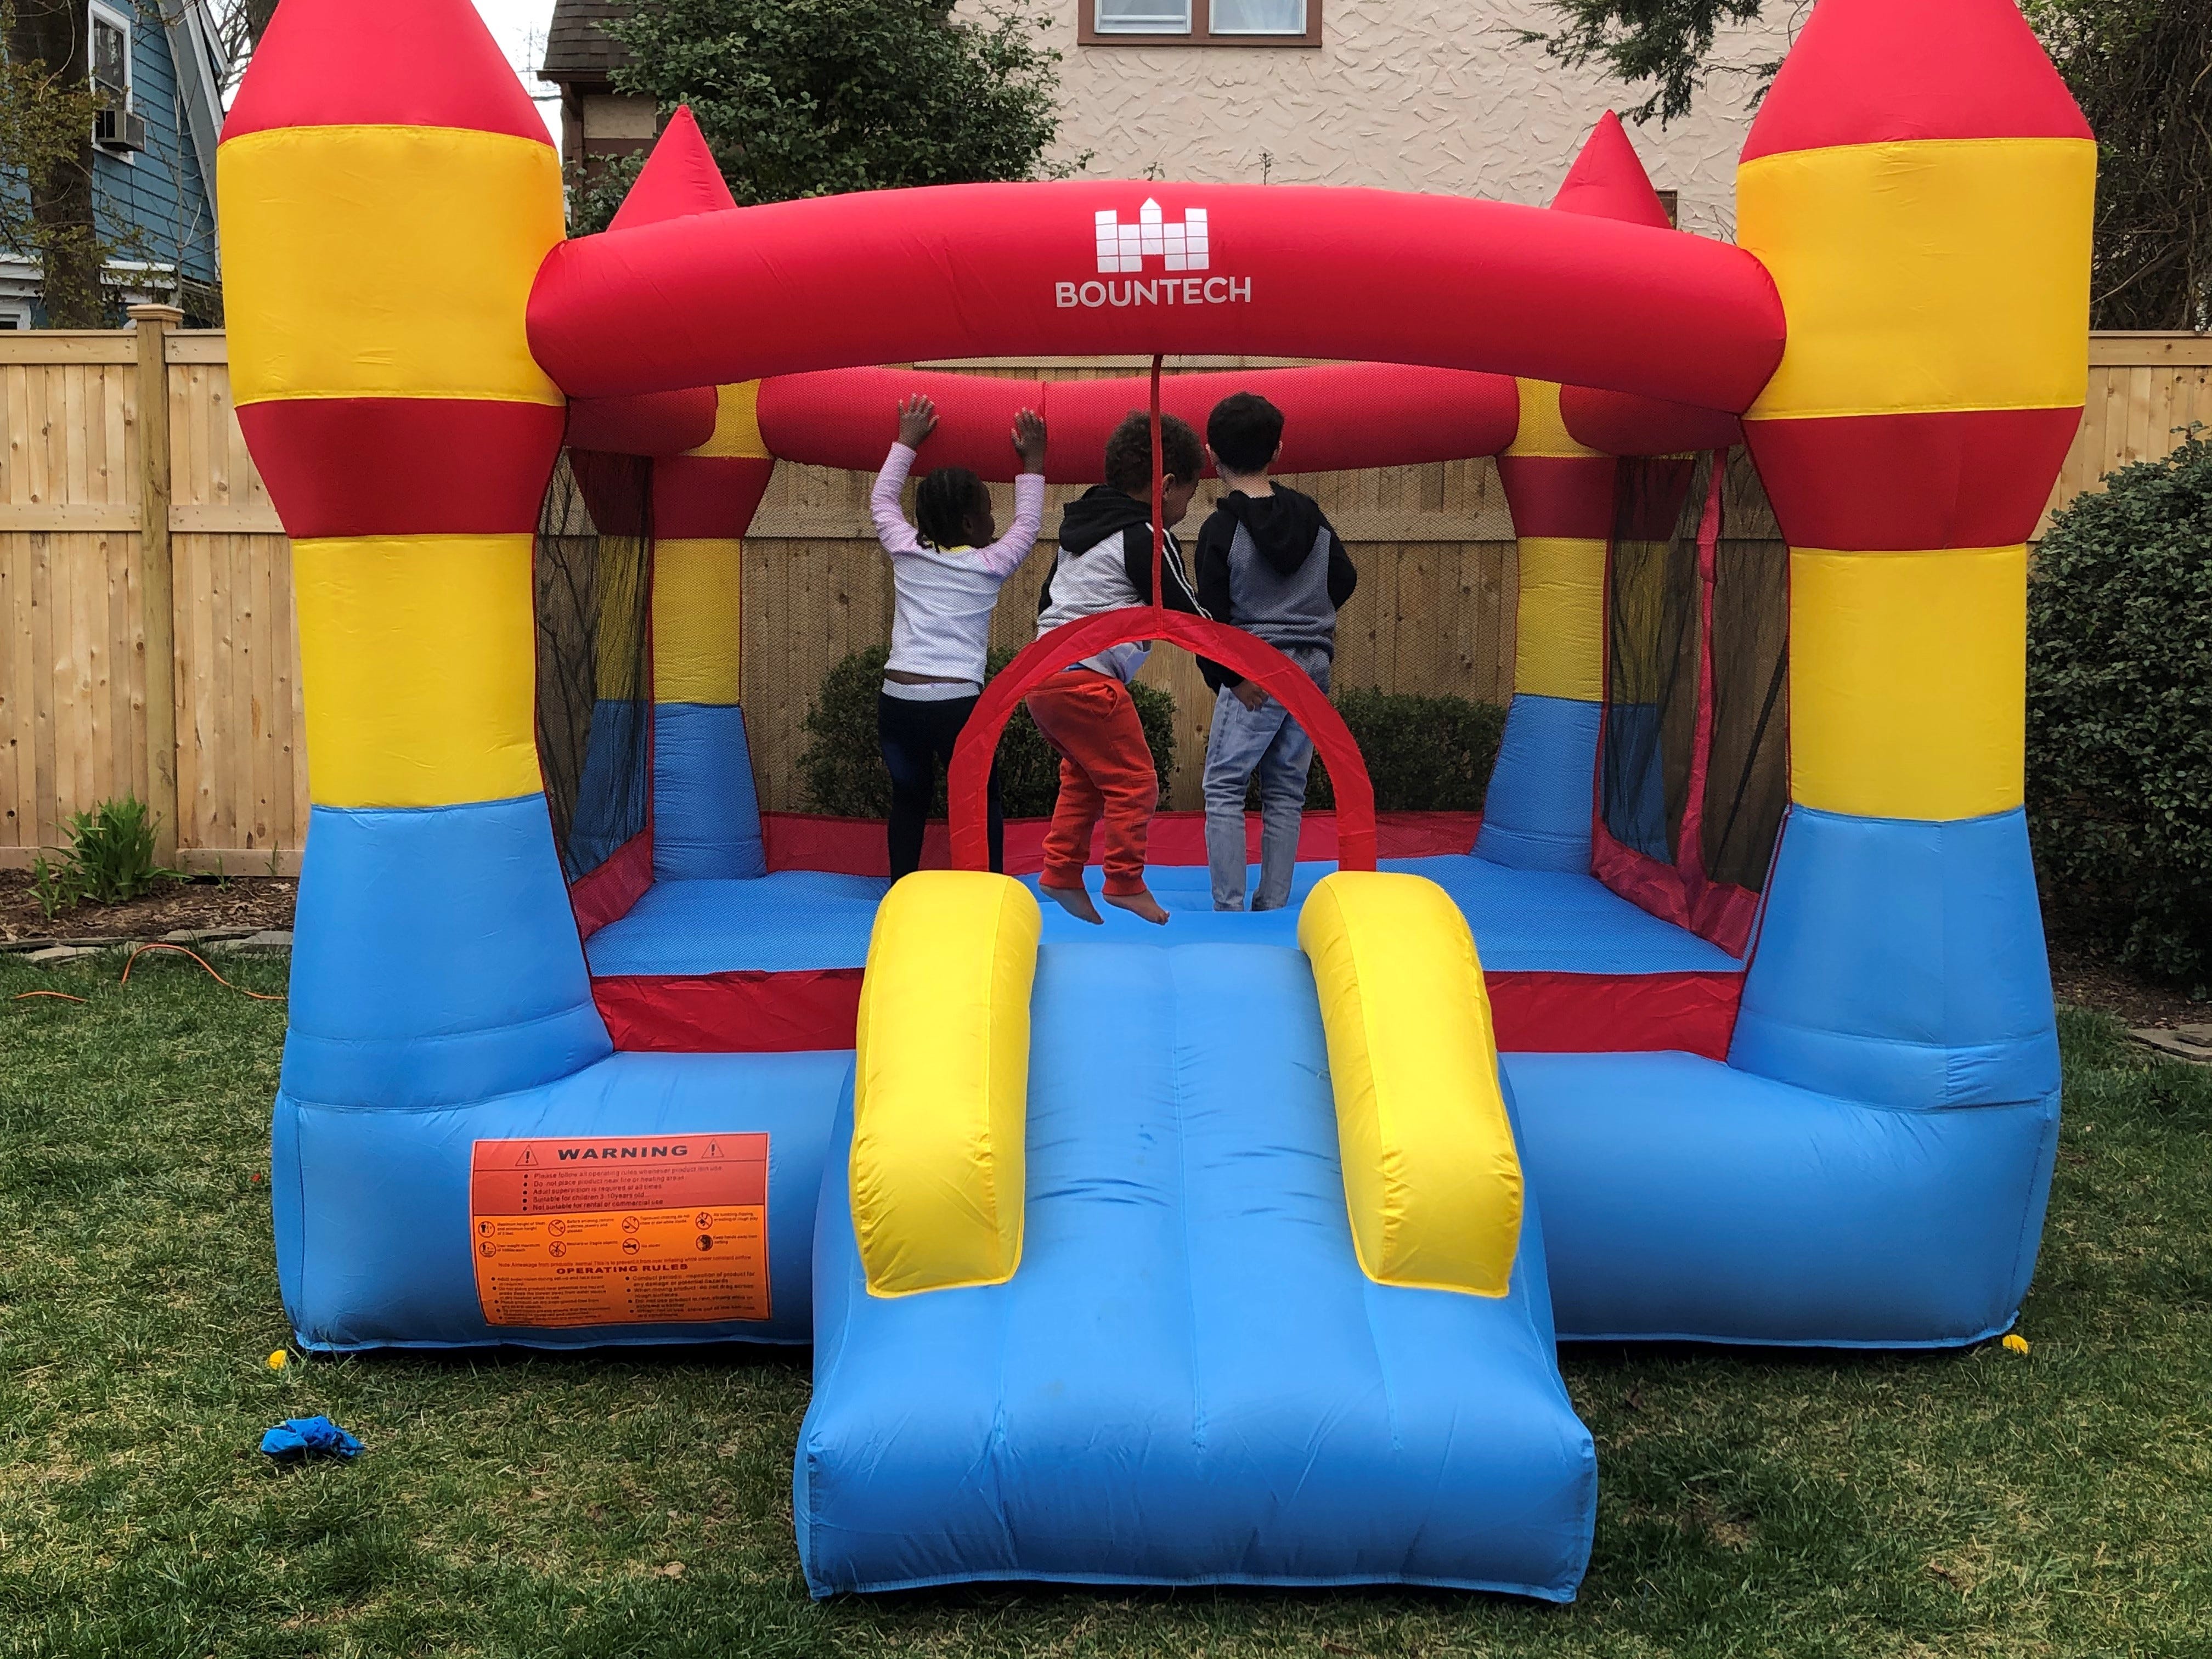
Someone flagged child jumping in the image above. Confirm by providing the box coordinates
[870,393,1048,879]
[1026,410,1209,926]
[1195,392,1358,911]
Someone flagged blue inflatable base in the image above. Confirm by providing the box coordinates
[1501,1052,2058,1347]
[798,943,1596,1598]
[272,1051,851,1351]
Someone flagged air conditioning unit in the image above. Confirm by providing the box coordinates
[94,107,147,154]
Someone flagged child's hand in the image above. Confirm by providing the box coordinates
[1233,681,1269,712]
[1011,408,1047,472]
[896,394,938,448]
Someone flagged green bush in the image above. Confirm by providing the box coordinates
[2027,429,2212,985]
[797,647,1177,820]
[1305,688,1506,812]
[30,797,182,919]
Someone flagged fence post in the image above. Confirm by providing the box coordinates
[130,303,184,867]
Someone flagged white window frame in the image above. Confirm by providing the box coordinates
[1206,1,1308,36]
[1093,1,1193,35]
[89,0,136,165]
[1085,0,1320,46]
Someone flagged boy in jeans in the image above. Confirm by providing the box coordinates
[1195,392,1358,912]
[1026,411,1208,926]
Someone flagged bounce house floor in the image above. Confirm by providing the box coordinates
[585,854,1742,975]
[583,854,1748,1056]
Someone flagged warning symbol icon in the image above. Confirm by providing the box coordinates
[515,1147,537,1166]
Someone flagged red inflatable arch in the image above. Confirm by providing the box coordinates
[526,180,1786,410]
[948,609,1380,877]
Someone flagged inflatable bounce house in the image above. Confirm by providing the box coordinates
[221,0,2091,1601]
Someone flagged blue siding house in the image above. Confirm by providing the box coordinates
[1,2,228,328]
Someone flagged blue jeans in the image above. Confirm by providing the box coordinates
[1203,649,1329,911]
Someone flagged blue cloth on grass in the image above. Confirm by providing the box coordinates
[260,1415,363,1460]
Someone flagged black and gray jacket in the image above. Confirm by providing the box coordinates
[1035,485,1207,684]
[1194,485,1357,691]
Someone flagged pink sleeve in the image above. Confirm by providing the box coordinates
[975,471,1047,580]
[870,442,926,557]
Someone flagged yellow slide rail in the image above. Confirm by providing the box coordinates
[850,872,1042,1297]
[1299,872,1525,1296]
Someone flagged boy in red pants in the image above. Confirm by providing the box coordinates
[1026,411,1207,924]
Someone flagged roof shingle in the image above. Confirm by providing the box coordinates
[543,0,636,80]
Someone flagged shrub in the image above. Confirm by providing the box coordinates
[31,797,182,918]
[797,647,1177,820]
[2027,429,2212,985]
[1306,688,1506,812]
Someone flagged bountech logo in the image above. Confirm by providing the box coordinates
[1056,198,1254,311]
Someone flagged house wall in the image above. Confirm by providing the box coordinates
[990,0,1791,238]
[92,4,219,289]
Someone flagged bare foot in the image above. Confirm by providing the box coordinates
[1103,888,1171,926]
[1039,882,1104,925]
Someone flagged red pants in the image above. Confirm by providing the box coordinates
[1024,668,1158,896]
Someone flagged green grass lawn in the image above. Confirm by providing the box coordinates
[3,953,2208,1658]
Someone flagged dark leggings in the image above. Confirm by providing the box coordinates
[877,691,1005,879]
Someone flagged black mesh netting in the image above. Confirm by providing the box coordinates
[1601,453,1706,864]
[535,448,653,883]
[1702,448,1790,891]
[1599,447,1791,894]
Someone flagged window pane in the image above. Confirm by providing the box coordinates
[92,18,129,93]
[1097,0,1192,32]
[1210,0,1306,32]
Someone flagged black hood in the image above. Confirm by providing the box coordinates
[1058,484,1151,553]
[1217,486,1324,575]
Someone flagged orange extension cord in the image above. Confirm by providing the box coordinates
[11,942,286,1005]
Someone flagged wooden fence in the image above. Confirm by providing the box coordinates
[3,332,2205,860]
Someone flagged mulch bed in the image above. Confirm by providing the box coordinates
[2047,936,2208,1030]
[0,870,297,948]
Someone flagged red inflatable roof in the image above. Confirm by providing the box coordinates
[1742,0,2089,161]
[223,0,550,144]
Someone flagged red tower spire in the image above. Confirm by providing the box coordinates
[608,106,738,234]
[224,0,548,144]
[1551,111,1673,230]
[1743,0,2089,162]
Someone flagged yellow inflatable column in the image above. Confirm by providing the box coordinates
[652,384,777,878]
[1737,0,2094,820]
[1727,0,2094,1110]
[218,0,606,1107]
[1476,380,1615,872]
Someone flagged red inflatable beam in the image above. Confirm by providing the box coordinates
[947,608,1379,877]
[563,386,718,455]
[1560,386,1743,456]
[528,180,1785,411]
[756,362,1520,483]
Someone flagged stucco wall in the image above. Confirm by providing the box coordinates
[1006,0,1794,238]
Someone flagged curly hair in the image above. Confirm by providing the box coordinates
[914,465,988,548]
[1103,411,1204,496]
